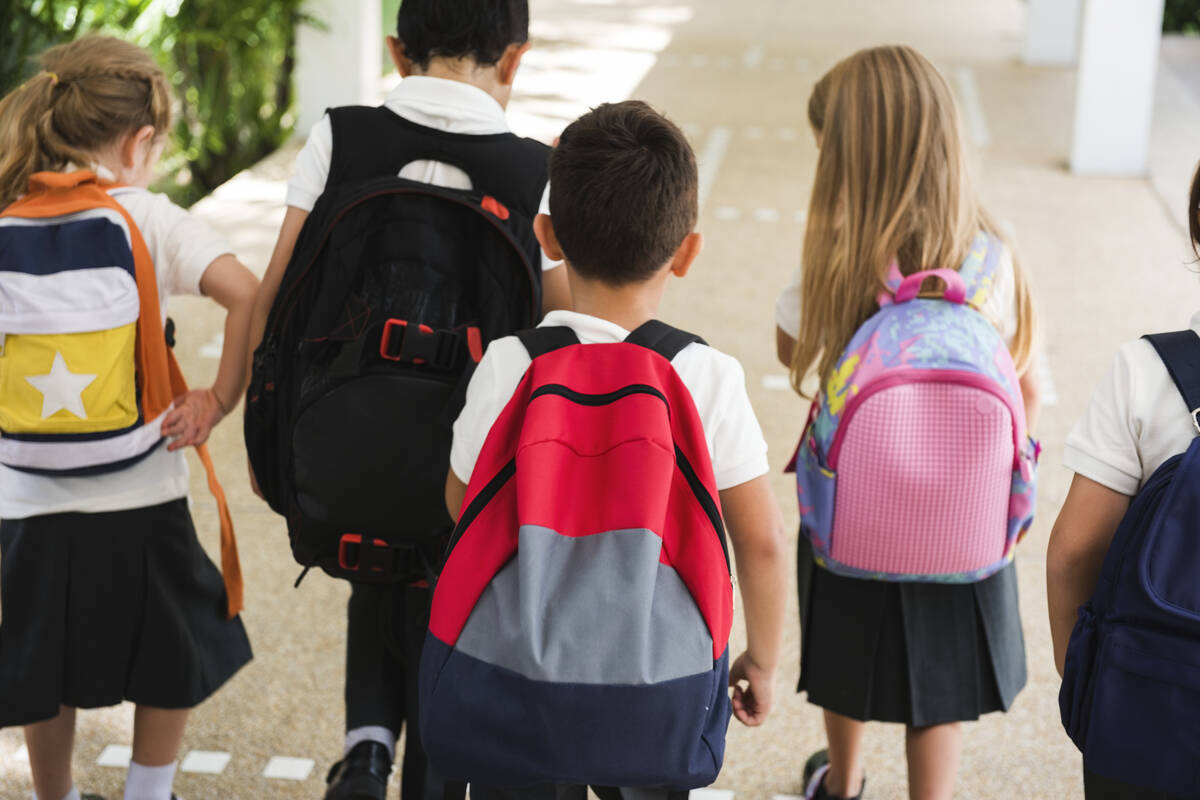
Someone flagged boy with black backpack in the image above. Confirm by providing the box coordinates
[421,101,788,799]
[245,2,569,798]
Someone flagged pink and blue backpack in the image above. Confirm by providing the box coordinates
[792,232,1038,582]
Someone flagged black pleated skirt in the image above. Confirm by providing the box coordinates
[0,498,252,727]
[797,535,1026,727]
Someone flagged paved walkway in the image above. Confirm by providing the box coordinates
[3,1,1199,798]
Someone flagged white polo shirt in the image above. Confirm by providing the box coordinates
[1064,314,1200,495]
[0,174,233,518]
[450,310,770,491]
[286,75,559,272]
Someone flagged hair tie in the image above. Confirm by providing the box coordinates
[44,72,59,86]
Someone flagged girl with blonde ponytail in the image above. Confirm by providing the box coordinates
[0,36,257,800]
[775,46,1039,800]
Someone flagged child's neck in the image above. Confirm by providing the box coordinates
[410,59,508,109]
[566,269,667,332]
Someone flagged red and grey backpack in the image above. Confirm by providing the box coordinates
[419,321,734,790]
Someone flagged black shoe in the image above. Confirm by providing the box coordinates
[81,795,106,800]
[803,749,865,800]
[324,740,393,800]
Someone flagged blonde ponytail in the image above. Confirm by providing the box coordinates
[0,35,171,208]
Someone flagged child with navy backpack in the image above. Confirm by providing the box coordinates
[422,100,788,800]
[1048,164,1200,800]
[776,46,1040,800]
[0,36,257,800]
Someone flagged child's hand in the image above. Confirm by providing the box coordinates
[729,651,775,727]
[163,388,227,451]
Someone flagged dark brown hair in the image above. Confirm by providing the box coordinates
[0,35,171,208]
[1191,160,1200,258]
[548,101,698,286]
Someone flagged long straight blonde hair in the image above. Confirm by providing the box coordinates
[0,35,171,209]
[791,45,1037,395]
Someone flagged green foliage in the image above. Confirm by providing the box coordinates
[0,0,311,206]
[1165,0,1200,35]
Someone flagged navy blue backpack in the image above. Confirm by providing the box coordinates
[1060,330,1200,797]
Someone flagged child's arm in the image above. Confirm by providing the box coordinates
[163,254,260,449]
[720,474,788,726]
[1019,365,1041,434]
[248,206,309,356]
[775,327,796,368]
[446,472,468,523]
[1046,474,1130,676]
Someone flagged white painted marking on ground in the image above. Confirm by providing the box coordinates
[772,794,805,800]
[743,45,764,69]
[714,206,742,221]
[716,55,732,69]
[1038,352,1059,407]
[662,54,681,68]
[13,744,28,762]
[769,57,785,70]
[681,122,703,139]
[795,56,810,71]
[953,66,991,148]
[779,127,798,141]
[263,755,315,780]
[794,210,807,224]
[181,750,232,774]
[96,744,132,768]
[762,374,792,391]
[693,790,735,800]
[199,332,224,359]
[754,208,781,223]
[689,54,708,68]
[745,126,764,140]
[696,126,732,210]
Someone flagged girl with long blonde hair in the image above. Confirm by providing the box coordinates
[775,46,1039,800]
[0,36,258,800]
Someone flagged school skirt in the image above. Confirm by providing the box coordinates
[797,536,1026,727]
[0,498,252,727]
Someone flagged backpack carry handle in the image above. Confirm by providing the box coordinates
[894,269,967,304]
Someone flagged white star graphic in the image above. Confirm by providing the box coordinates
[25,352,96,420]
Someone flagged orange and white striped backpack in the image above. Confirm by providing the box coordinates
[0,170,243,616]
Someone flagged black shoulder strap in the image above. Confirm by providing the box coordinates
[1144,331,1200,413]
[516,326,579,359]
[624,320,705,361]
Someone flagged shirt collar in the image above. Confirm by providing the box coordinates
[539,310,632,344]
[384,76,509,135]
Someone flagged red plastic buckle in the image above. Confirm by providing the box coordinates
[481,195,510,220]
[380,319,433,364]
[337,533,390,572]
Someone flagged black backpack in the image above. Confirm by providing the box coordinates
[245,106,547,582]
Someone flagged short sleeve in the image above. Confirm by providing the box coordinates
[285,114,334,212]
[980,247,1018,346]
[1063,346,1143,496]
[774,262,802,339]
[136,193,233,297]
[538,184,561,272]
[449,336,531,483]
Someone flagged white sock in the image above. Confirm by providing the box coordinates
[31,789,81,800]
[123,761,177,800]
[344,725,396,760]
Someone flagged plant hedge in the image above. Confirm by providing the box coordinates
[1,0,312,206]
[1165,1,1200,35]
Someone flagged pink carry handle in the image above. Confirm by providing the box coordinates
[894,269,966,304]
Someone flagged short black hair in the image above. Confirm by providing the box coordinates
[549,101,698,286]
[396,0,529,70]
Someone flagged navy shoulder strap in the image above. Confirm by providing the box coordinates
[1144,331,1200,418]
[516,326,579,359]
[624,320,706,362]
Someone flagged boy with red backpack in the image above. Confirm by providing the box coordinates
[422,100,788,798]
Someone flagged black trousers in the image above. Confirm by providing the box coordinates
[471,785,689,800]
[345,580,465,800]
[1083,768,1183,800]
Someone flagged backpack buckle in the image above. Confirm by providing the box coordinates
[338,533,395,574]
[379,319,464,370]
[1192,408,1200,436]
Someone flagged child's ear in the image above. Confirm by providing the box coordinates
[122,125,157,169]
[497,41,531,87]
[387,36,415,77]
[668,232,703,278]
[533,213,564,262]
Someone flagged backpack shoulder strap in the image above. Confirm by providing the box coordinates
[515,326,579,359]
[1144,331,1200,416]
[624,320,706,361]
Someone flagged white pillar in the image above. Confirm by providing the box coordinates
[1023,0,1083,65]
[1069,0,1165,176]
[295,0,383,135]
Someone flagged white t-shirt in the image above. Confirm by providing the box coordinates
[0,177,233,519]
[287,75,559,272]
[450,310,770,491]
[1063,314,1200,496]
[774,246,1020,344]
